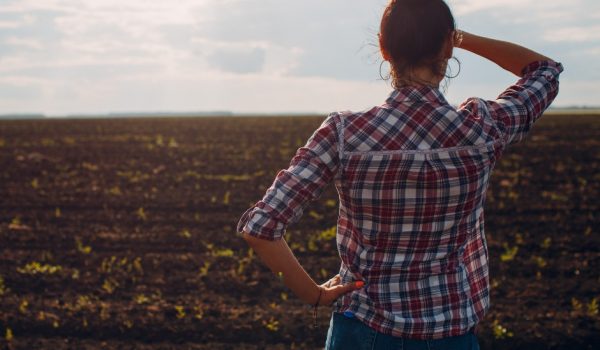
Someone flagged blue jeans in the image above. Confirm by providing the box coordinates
[325,312,480,350]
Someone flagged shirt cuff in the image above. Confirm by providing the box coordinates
[237,205,286,241]
[520,60,564,79]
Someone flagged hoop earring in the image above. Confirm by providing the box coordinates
[445,56,461,79]
[379,60,390,82]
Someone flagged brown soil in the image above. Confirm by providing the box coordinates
[0,114,598,349]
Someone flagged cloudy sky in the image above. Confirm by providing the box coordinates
[0,0,598,116]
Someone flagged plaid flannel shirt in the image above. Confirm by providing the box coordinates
[237,60,563,339]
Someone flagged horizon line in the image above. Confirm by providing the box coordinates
[1,106,600,120]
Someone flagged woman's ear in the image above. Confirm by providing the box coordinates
[379,33,391,61]
[443,33,454,59]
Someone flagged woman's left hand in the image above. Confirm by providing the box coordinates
[317,274,364,306]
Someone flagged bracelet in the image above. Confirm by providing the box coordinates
[454,29,464,48]
[313,286,323,329]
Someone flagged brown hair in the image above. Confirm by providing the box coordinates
[380,0,456,89]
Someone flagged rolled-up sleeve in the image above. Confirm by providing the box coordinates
[487,60,563,145]
[459,60,564,146]
[237,113,340,241]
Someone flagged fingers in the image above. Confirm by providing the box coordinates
[331,274,341,285]
[333,280,365,295]
[320,280,366,305]
[322,274,341,288]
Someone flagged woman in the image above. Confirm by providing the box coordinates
[237,0,563,348]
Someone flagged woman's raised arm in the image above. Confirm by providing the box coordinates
[457,31,554,76]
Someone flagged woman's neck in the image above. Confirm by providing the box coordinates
[399,66,443,88]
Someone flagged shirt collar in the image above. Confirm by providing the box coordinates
[385,85,449,107]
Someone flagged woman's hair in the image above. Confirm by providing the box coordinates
[380,0,456,89]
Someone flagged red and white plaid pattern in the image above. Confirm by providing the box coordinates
[238,60,563,339]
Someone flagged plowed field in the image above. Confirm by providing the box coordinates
[0,114,598,349]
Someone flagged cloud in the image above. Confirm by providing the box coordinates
[208,47,266,74]
[0,0,597,114]
[449,0,600,35]
[4,36,44,50]
[543,25,600,43]
[0,82,42,100]
[449,0,536,15]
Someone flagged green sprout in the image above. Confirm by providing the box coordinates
[155,135,164,146]
[572,297,583,311]
[262,317,280,332]
[180,229,192,239]
[541,237,552,249]
[19,299,29,314]
[199,262,211,277]
[193,305,204,320]
[137,207,147,221]
[175,305,186,319]
[588,298,599,316]
[75,237,92,254]
[308,211,324,220]
[532,256,547,268]
[500,243,518,262]
[108,186,122,196]
[5,328,13,342]
[223,191,231,205]
[134,294,150,305]
[0,275,6,295]
[492,319,514,339]
[102,278,119,294]
[325,199,337,208]
[17,262,62,275]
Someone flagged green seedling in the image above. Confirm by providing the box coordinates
[17,262,62,275]
[223,191,230,205]
[175,305,186,319]
[492,319,514,339]
[5,328,13,342]
[308,211,324,220]
[199,262,211,277]
[588,298,599,316]
[134,294,150,305]
[500,243,518,262]
[0,275,6,295]
[532,256,547,268]
[193,305,204,320]
[19,299,29,314]
[263,317,279,332]
[75,237,92,254]
[108,186,122,196]
[572,297,583,311]
[541,237,552,249]
[102,278,119,294]
[137,207,147,221]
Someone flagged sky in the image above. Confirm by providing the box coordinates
[0,0,599,116]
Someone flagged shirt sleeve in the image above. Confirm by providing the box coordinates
[236,113,340,241]
[460,60,564,145]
